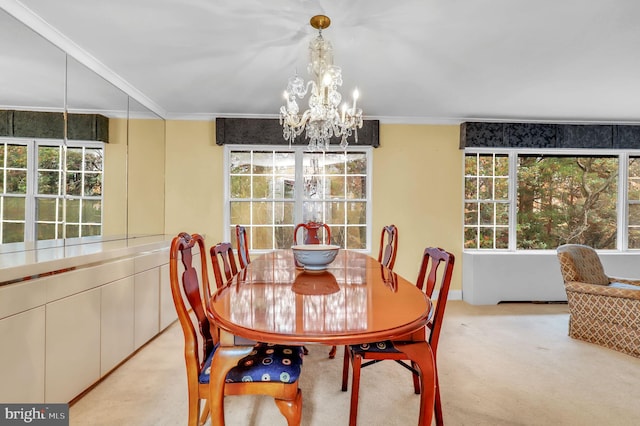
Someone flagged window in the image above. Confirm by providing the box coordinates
[464,150,631,250]
[0,138,103,244]
[225,146,371,252]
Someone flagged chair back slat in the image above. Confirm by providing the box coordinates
[169,232,215,368]
[377,224,398,270]
[210,242,239,288]
[415,247,455,354]
[235,225,251,268]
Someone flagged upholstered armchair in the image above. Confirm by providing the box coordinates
[556,244,640,358]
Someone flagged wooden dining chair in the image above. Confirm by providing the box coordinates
[235,225,251,268]
[210,242,238,288]
[169,232,304,426]
[378,224,398,270]
[329,224,400,359]
[341,246,455,426]
[293,221,331,245]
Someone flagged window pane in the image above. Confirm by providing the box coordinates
[83,200,102,223]
[517,156,617,249]
[66,148,83,171]
[326,176,345,198]
[82,225,101,236]
[3,222,24,243]
[84,173,102,196]
[629,228,640,249]
[66,172,82,196]
[464,202,478,225]
[346,176,366,199]
[252,152,273,174]
[230,176,251,198]
[346,153,366,174]
[253,202,273,225]
[253,226,273,249]
[38,146,60,169]
[252,176,272,198]
[327,202,346,224]
[274,226,294,249]
[66,199,80,222]
[230,152,251,174]
[464,227,478,249]
[6,145,27,168]
[478,177,493,199]
[346,226,366,249]
[496,202,509,225]
[3,197,25,220]
[479,227,494,249]
[465,177,477,199]
[65,224,79,238]
[84,148,103,172]
[274,202,294,225]
[6,170,27,193]
[326,153,345,174]
[479,202,494,225]
[494,177,509,199]
[37,198,57,221]
[346,202,366,225]
[629,204,640,226]
[36,223,56,241]
[230,201,251,224]
[38,171,60,195]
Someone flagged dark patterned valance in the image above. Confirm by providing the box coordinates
[216,118,380,148]
[0,110,109,142]
[460,121,640,149]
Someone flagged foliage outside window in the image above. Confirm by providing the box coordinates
[465,151,627,250]
[227,147,371,252]
[0,139,103,244]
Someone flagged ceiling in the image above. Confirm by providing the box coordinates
[3,0,640,124]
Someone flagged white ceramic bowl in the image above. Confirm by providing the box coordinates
[291,244,340,271]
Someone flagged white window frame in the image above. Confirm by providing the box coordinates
[464,147,640,252]
[223,144,373,255]
[0,137,104,244]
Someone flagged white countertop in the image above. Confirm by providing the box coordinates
[0,235,172,285]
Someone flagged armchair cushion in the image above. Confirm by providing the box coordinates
[609,282,640,291]
[557,244,609,285]
[199,343,304,384]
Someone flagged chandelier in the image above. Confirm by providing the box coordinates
[279,15,363,151]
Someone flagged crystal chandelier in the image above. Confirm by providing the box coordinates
[280,15,363,151]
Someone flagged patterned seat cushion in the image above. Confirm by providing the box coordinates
[199,343,304,384]
[349,341,401,354]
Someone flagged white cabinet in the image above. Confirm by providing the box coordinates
[101,276,135,376]
[159,263,176,330]
[0,307,45,403]
[0,243,170,403]
[45,288,101,403]
[134,268,160,349]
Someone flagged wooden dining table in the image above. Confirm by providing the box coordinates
[206,249,436,426]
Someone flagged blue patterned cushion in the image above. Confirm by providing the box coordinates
[349,340,401,354]
[199,343,304,384]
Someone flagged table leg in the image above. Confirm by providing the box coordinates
[393,342,436,426]
[208,346,253,426]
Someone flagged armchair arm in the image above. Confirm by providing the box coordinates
[565,281,640,301]
[608,277,640,286]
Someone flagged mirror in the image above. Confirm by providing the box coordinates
[0,7,166,253]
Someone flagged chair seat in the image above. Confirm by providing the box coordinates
[199,342,304,384]
[349,341,401,354]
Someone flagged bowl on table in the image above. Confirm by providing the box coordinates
[291,244,340,271]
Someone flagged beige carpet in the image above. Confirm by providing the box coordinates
[69,301,640,425]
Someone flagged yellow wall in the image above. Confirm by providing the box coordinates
[163,121,463,290]
[128,118,166,236]
[164,120,224,249]
[373,125,463,289]
[103,117,128,237]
